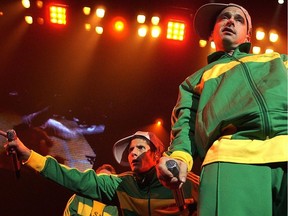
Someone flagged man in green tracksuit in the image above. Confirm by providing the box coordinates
[63,164,119,216]
[4,131,199,215]
[64,193,119,216]
[156,3,287,216]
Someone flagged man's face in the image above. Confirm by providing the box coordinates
[212,6,250,52]
[128,138,157,173]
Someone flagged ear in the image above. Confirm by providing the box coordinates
[154,153,159,160]
[245,31,252,42]
[245,36,250,42]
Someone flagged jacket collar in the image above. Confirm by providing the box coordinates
[134,167,158,189]
[207,42,251,64]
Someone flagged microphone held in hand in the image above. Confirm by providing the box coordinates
[7,129,17,141]
[166,160,185,211]
[7,129,21,179]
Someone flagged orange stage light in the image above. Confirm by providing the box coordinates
[114,20,125,32]
[155,119,163,127]
[110,16,128,38]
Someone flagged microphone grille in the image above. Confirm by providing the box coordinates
[7,129,17,142]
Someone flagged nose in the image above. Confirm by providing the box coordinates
[226,17,235,26]
[129,148,138,157]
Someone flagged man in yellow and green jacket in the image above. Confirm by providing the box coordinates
[156,3,287,216]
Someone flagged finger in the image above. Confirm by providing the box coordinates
[0,130,7,138]
[158,158,174,178]
[178,161,188,186]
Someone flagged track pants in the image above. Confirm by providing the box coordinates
[198,162,287,216]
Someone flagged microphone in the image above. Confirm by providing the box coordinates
[166,160,185,211]
[7,129,21,179]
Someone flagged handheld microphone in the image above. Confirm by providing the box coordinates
[7,129,21,179]
[166,160,185,211]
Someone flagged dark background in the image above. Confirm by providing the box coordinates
[0,0,286,215]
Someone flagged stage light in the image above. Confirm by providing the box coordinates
[166,21,185,41]
[151,16,160,25]
[95,26,103,34]
[151,26,161,38]
[96,8,105,18]
[36,1,43,9]
[138,25,148,37]
[83,7,91,15]
[37,17,44,25]
[252,46,261,54]
[155,119,163,127]
[84,23,91,31]
[25,16,33,24]
[113,18,125,32]
[210,41,215,49]
[278,0,284,4]
[22,0,31,9]
[49,4,67,25]
[110,16,127,38]
[137,14,146,24]
[199,39,207,47]
[265,48,274,54]
[256,28,265,40]
[269,31,279,42]
[114,21,124,31]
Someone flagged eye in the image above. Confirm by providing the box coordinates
[128,147,133,153]
[234,15,244,23]
[219,14,229,20]
[137,145,146,151]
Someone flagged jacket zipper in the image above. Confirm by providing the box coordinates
[148,185,151,216]
[232,55,271,139]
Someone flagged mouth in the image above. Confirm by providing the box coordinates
[131,159,139,166]
[222,27,235,34]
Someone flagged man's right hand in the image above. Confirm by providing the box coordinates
[2,134,31,162]
[156,156,188,190]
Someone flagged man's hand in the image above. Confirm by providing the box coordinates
[156,156,188,190]
[3,136,31,162]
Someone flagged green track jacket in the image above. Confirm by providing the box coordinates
[26,151,199,216]
[63,193,119,216]
[165,43,288,170]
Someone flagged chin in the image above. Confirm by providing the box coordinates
[131,167,139,172]
[222,36,233,43]
[222,38,236,48]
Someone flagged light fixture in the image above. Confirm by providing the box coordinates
[83,7,91,15]
[95,26,103,34]
[49,4,67,25]
[151,16,160,25]
[269,30,279,43]
[138,25,148,37]
[199,39,207,47]
[252,46,261,54]
[256,28,265,40]
[166,21,185,41]
[137,14,146,24]
[151,26,161,38]
[22,0,31,9]
[96,8,105,18]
